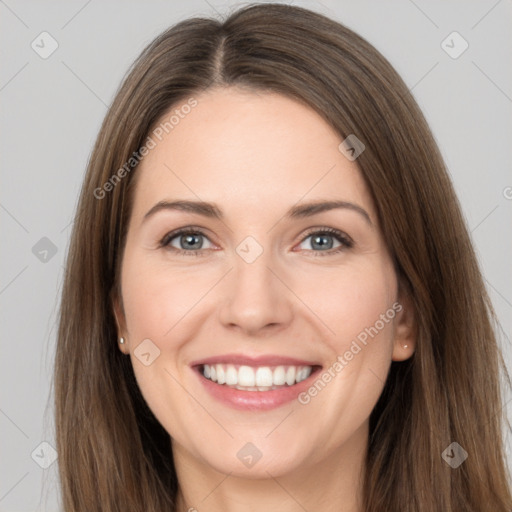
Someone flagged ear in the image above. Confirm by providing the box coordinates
[112,289,129,355]
[391,288,416,362]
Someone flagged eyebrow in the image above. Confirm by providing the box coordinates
[142,199,373,226]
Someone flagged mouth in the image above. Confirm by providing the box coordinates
[199,363,319,391]
[191,355,322,410]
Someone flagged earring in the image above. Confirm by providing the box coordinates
[119,337,125,344]
[403,344,408,349]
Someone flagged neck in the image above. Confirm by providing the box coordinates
[172,423,367,512]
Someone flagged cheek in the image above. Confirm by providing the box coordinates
[121,256,213,342]
[119,257,207,437]
[291,261,397,444]
[336,281,395,355]
[119,255,217,423]
[294,256,397,363]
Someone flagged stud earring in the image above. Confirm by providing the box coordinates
[403,344,408,349]
[119,337,125,344]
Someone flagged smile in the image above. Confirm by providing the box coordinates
[191,355,322,410]
[202,363,313,391]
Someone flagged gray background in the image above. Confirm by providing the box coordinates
[1,0,511,510]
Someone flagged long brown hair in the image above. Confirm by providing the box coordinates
[55,4,512,510]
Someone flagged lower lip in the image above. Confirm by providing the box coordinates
[194,366,321,411]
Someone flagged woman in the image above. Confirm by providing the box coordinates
[54,3,512,511]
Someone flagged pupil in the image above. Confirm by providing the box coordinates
[181,234,202,250]
[312,234,333,250]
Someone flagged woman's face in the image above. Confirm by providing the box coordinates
[115,87,414,478]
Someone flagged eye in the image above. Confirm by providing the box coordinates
[296,228,353,255]
[159,226,353,257]
[159,228,215,255]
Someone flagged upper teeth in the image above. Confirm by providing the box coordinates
[203,364,312,388]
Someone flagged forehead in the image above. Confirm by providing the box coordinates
[130,88,375,223]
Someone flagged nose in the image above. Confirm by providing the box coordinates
[218,251,294,337]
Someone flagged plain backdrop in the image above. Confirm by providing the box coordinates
[1,0,511,510]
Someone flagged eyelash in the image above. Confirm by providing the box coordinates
[159,226,354,257]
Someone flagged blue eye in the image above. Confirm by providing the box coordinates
[160,228,214,255]
[159,226,353,256]
[298,228,353,255]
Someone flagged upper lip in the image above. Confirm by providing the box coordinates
[190,353,322,368]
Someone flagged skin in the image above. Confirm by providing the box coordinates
[114,87,415,512]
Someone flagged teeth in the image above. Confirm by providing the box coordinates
[202,363,313,389]
[225,364,237,385]
[273,366,286,385]
[255,367,273,387]
[296,367,310,382]
[216,365,225,385]
[285,366,296,386]
[239,365,255,387]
